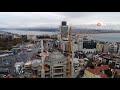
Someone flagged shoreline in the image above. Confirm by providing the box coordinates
[73,32,120,34]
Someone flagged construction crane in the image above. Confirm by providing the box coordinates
[68,27,72,78]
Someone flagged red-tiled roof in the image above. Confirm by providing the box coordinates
[87,68,99,74]
[86,65,109,78]
[99,53,107,58]
[99,72,109,78]
[112,69,120,72]
[93,61,101,65]
[110,54,118,58]
[97,65,109,70]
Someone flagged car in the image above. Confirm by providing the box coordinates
[27,49,32,52]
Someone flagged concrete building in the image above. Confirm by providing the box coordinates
[78,40,83,52]
[82,40,96,54]
[103,42,110,53]
[60,40,69,52]
[109,43,118,54]
[96,42,103,53]
[109,57,120,69]
[45,50,68,78]
[70,58,80,78]
[118,44,120,54]
[0,33,14,40]
[59,21,69,40]
[27,35,37,41]
[57,33,61,41]
[73,43,78,52]
[60,39,77,53]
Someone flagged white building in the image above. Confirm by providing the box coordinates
[96,42,103,53]
[27,35,37,41]
[82,49,96,54]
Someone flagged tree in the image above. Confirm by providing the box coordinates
[109,62,115,69]
[104,69,113,77]
[114,72,120,78]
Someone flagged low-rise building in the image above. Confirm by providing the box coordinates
[27,35,37,41]
[83,65,109,78]
[96,42,103,53]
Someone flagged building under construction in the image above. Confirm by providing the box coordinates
[8,21,81,78]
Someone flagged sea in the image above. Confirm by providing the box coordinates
[1,30,120,42]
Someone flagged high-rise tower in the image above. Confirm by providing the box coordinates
[60,21,69,40]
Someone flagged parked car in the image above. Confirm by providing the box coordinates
[27,49,32,52]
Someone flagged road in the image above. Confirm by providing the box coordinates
[0,42,41,76]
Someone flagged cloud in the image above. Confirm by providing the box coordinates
[0,12,66,28]
[0,12,120,28]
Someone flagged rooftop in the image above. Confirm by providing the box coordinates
[86,65,109,78]
[48,50,67,62]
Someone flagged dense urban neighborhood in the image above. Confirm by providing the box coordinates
[0,21,120,78]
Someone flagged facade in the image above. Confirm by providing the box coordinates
[47,40,54,51]
[82,49,96,54]
[45,51,68,78]
[27,35,37,41]
[57,33,61,41]
[82,40,96,54]
[96,42,103,53]
[70,58,81,78]
[78,40,83,51]
[103,42,110,53]
[73,43,78,52]
[0,33,14,40]
[118,44,120,54]
[60,21,69,40]
[109,43,118,54]
[60,40,69,52]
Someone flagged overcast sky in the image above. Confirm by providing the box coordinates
[0,12,120,28]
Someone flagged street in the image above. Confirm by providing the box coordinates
[1,42,41,76]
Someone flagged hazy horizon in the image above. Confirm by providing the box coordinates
[0,12,120,30]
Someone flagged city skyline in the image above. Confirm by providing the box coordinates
[0,12,120,29]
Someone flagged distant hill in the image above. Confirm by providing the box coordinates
[1,26,120,33]
[0,27,59,32]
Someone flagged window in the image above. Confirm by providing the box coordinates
[54,69,64,73]
[53,74,64,77]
